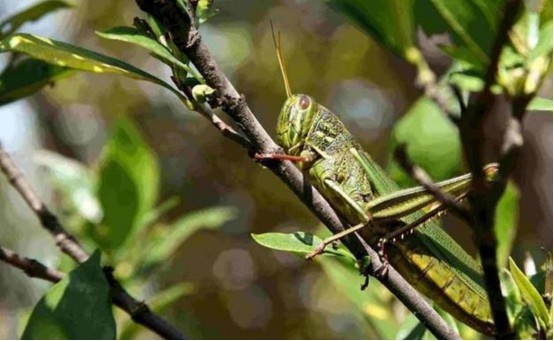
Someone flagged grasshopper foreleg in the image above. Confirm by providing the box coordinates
[254,152,310,163]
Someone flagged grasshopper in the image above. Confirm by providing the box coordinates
[256,27,497,336]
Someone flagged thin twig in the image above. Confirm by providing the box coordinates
[0,146,185,340]
[197,103,254,149]
[458,0,523,338]
[0,245,64,282]
[463,0,523,187]
[406,48,459,123]
[0,149,88,263]
[134,1,462,339]
[394,144,473,224]
[179,83,254,150]
[0,246,185,340]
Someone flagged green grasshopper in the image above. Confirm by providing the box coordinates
[256,28,497,336]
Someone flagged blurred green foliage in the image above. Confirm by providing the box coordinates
[0,0,551,339]
[34,118,237,338]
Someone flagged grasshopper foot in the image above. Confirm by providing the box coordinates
[375,262,390,279]
[361,274,370,290]
[360,263,372,290]
[305,242,326,260]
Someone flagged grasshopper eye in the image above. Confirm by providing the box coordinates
[299,95,310,110]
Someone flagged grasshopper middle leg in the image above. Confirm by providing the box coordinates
[304,222,368,260]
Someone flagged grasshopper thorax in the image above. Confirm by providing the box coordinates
[276,94,318,155]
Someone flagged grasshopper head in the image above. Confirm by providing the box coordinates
[270,25,317,154]
[276,94,317,155]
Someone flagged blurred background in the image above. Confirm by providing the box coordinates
[0,0,551,339]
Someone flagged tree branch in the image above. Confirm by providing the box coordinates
[174,79,254,150]
[0,146,185,340]
[0,245,64,282]
[458,0,523,338]
[134,1,461,339]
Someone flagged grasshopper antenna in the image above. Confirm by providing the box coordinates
[270,21,292,98]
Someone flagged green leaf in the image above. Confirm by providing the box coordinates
[0,33,190,105]
[388,97,462,187]
[21,251,115,339]
[448,68,485,92]
[95,26,202,82]
[500,268,523,321]
[404,323,429,340]
[527,96,553,111]
[251,232,354,259]
[0,57,72,105]
[118,282,194,339]
[147,282,195,312]
[543,255,553,304]
[529,20,553,61]
[195,0,218,23]
[34,150,102,223]
[191,84,215,102]
[495,182,520,267]
[142,206,237,271]
[398,320,429,340]
[136,196,180,232]
[434,304,460,338]
[395,314,433,340]
[96,119,159,251]
[325,0,416,57]
[423,0,502,68]
[0,1,71,39]
[509,257,551,332]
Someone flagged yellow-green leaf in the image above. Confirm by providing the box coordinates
[96,26,202,82]
[509,257,551,332]
[252,232,354,259]
[0,33,189,105]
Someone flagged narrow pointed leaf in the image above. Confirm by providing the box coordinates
[252,232,354,259]
[424,0,502,68]
[0,57,71,105]
[96,119,159,251]
[96,26,202,82]
[494,182,519,266]
[325,0,416,57]
[0,0,71,39]
[509,257,551,331]
[529,21,553,61]
[0,33,189,104]
[142,206,237,270]
[527,96,553,112]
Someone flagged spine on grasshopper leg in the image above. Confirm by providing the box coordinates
[276,94,495,336]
